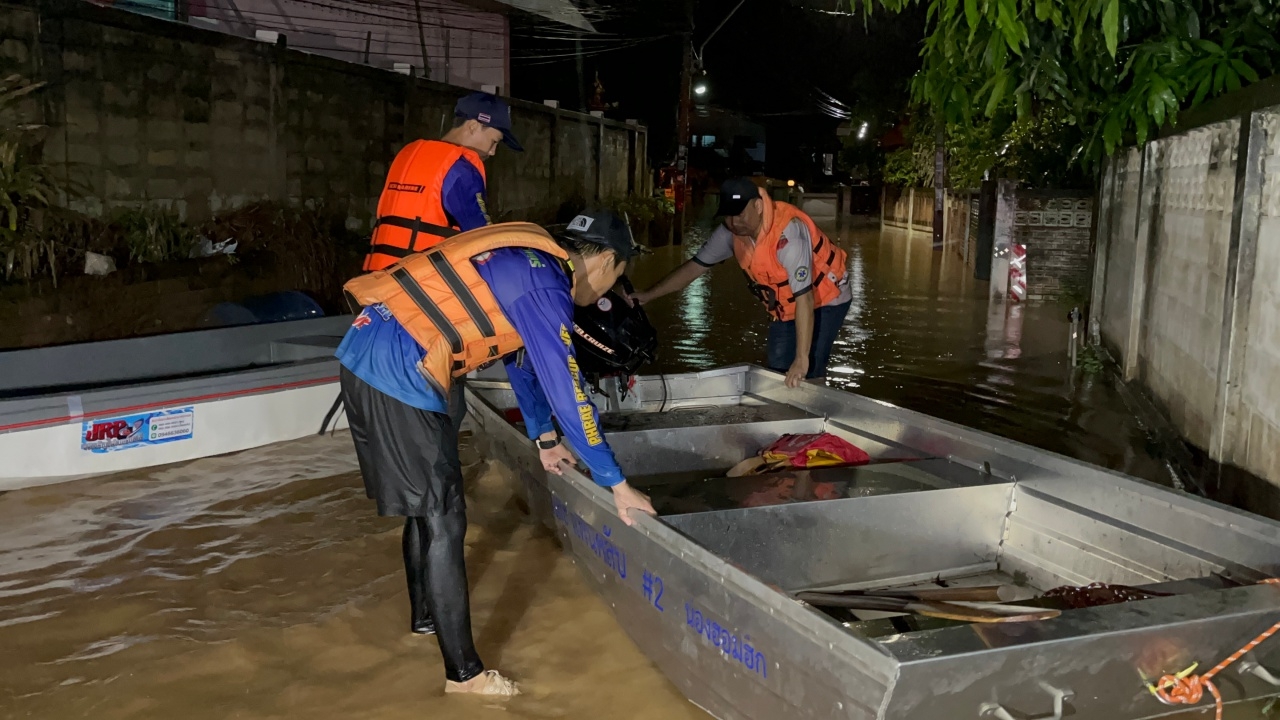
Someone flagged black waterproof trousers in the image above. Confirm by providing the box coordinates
[340,367,484,683]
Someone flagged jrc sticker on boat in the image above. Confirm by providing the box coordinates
[81,407,195,453]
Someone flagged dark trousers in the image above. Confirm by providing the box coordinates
[340,367,483,683]
[765,300,852,379]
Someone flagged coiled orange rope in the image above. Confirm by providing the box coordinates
[1152,579,1280,720]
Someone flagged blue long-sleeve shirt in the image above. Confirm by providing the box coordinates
[440,157,491,232]
[335,247,624,487]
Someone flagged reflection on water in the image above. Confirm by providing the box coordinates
[631,218,1172,488]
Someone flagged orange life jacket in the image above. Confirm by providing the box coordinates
[732,190,848,321]
[344,223,570,394]
[362,140,488,272]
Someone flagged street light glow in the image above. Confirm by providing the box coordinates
[694,83,708,96]
[857,121,868,140]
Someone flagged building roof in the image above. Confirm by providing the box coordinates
[490,0,595,31]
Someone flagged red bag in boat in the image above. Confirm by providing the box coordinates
[760,432,870,469]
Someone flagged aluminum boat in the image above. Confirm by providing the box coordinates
[466,364,1280,720]
[0,316,351,489]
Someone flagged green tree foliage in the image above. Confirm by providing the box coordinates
[858,0,1280,163]
[880,107,1089,188]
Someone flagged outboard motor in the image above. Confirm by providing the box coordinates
[572,276,658,384]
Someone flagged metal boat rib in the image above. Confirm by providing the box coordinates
[466,364,1280,720]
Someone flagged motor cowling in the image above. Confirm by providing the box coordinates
[572,277,658,379]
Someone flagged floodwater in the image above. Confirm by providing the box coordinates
[0,435,704,719]
[631,217,1175,492]
[0,215,1270,720]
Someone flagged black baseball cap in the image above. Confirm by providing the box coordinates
[455,92,523,152]
[716,177,761,216]
[559,209,650,261]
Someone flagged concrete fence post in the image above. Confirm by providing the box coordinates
[990,180,1018,298]
[1123,142,1160,381]
[940,190,949,248]
[1209,111,1267,463]
[1089,154,1119,346]
[962,192,972,265]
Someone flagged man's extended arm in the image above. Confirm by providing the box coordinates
[630,260,709,305]
[630,225,733,305]
[777,219,816,387]
[787,291,814,387]
[503,288,655,524]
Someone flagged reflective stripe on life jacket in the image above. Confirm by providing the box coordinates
[731,189,848,321]
[343,223,570,395]
[362,140,488,272]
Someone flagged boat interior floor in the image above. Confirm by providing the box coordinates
[796,570,1239,639]
[469,377,1276,654]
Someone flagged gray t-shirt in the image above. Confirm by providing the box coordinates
[693,221,851,305]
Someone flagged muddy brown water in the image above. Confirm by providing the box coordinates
[0,220,1271,719]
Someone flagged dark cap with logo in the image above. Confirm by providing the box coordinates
[716,177,762,217]
[455,92,523,152]
[558,209,650,261]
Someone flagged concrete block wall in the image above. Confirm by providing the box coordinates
[0,0,648,228]
[1137,122,1240,449]
[1099,148,1143,361]
[1228,108,1280,480]
[1011,191,1093,302]
[1094,97,1280,488]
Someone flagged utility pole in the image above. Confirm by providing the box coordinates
[674,31,693,245]
[412,0,431,79]
[672,0,742,244]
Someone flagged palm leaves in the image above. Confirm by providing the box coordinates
[0,73,64,284]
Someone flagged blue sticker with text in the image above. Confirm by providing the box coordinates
[81,407,194,453]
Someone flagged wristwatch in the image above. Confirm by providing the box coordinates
[536,436,560,450]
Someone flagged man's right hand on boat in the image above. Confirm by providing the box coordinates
[612,481,656,526]
[540,442,577,474]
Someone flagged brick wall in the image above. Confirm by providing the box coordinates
[1012,190,1094,301]
[0,0,648,227]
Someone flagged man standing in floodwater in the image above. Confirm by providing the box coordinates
[630,177,852,388]
[335,211,656,697]
[361,91,521,430]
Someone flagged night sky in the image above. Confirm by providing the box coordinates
[510,0,925,180]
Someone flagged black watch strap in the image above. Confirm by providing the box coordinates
[536,437,560,450]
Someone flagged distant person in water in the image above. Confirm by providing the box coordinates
[629,177,852,388]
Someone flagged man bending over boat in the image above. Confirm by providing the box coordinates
[334,210,657,697]
[630,177,851,388]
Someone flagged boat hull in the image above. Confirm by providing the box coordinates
[0,317,352,490]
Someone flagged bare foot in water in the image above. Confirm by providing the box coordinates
[445,670,520,697]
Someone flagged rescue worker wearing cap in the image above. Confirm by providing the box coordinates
[630,177,852,388]
[362,91,522,272]
[334,209,656,697]
[362,92,523,430]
